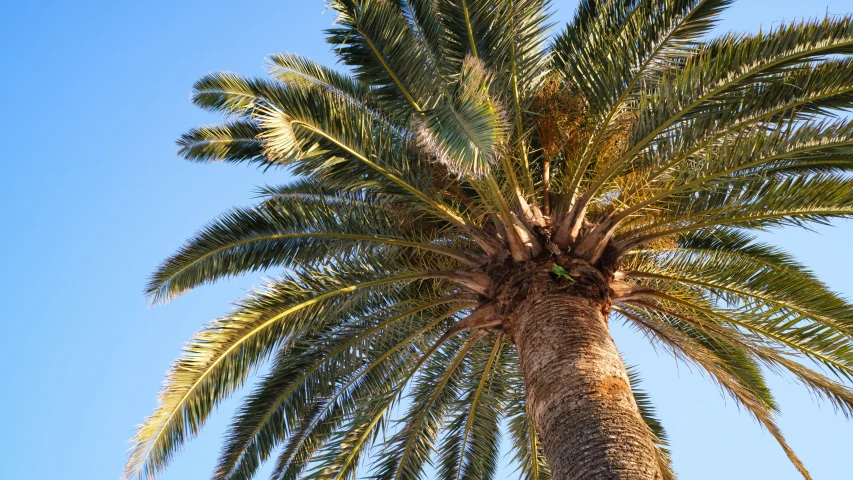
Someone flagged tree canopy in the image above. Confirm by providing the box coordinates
[126,2,853,479]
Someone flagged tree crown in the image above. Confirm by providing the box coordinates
[126,2,853,479]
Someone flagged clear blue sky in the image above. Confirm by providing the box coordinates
[1,1,852,479]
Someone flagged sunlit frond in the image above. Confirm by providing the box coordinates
[124,255,473,480]
[626,367,675,480]
[147,181,479,303]
[438,336,510,480]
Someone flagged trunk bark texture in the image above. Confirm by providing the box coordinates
[498,260,661,480]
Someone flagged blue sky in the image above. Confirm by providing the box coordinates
[1,1,852,479]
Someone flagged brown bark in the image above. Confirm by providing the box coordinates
[501,262,662,480]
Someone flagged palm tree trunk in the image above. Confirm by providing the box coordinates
[510,286,662,480]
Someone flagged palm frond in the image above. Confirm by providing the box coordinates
[219,295,472,480]
[626,367,675,480]
[438,335,509,480]
[417,56,508,179]
[147,183,479,303]
[176,120,266,165]
[506,374,551,480]
[268,52,372,101]
[124,256,471,480]
[304,314,468,480]
[626,229,853,336]
[625,15,853,163]
[616,305,811,479]
[393,0,443,73]
[327,0,440,113]
[372,332,486,480]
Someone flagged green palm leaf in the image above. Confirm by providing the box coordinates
[506,380,551,480]
[438,336,508,480]
[626,367,675,480]
[147,183,478,303]
[417,56,508,179]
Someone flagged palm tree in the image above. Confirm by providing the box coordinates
[125,1,853,479]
